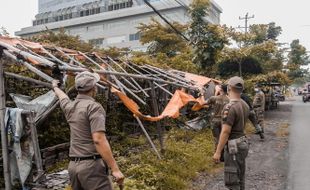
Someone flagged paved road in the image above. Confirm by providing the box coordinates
[288,97,310,190]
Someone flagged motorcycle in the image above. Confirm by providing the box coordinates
[303,93,310,103]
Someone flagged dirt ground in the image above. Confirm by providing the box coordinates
[192,99,292,190]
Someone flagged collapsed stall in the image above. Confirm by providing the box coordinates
[0,36,220,188]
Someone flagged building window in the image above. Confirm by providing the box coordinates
[106,36,126,44]
[80,11,84,17]
[108,0,133,11]
[96,7,101,14]
[89,38,104,46]
[129,33,141,41]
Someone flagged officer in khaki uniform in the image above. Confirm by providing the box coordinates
[204,85,229,152]
[52,71,124,190]
[213,76,250,190]
[253,84,265,132]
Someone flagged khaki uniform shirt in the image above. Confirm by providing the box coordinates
[206,95,230,121]
[222,99,250,140]
[253,90,265,111]
[60,94,106,157]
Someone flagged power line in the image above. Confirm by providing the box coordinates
[143,0,190,42]
[238,13,255,33]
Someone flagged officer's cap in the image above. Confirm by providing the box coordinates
[227,76,244,90]
[75,71,100,92]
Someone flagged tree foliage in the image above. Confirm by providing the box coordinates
[287,39,310,80]
[218,56,262,77]
[0,27,9,36]
[189,0,229,71]
[248,22,282,45]
[218,22,284,77]
[30,29,94,52]
[138,18,188,56]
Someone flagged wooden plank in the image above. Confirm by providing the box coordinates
[135,117,161,160]
[150,82,165,152]
[4,72,52,88]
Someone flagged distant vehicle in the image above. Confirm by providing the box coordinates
[302,82,310,103]
[298,88,303,95]
[275,91,285,101]
[261,82,282,110]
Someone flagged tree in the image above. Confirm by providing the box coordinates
[220,23,284,76]
[287,39,310,80]
[267,22,282,41]
[138,18,188,56]
[189,0,229,72]
[30,28,94,52]
[218,56,262,77]
[0,27,9,36]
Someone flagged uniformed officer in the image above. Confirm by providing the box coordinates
[241,93,264,139]
[52,71,124,190]
[213,76,250,190]
[253,84,265,132]
[204,84,229,154]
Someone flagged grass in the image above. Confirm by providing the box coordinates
[113,128,217,190]
[245,121,256,135]
[46,128,218,190]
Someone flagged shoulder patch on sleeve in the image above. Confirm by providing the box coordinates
[222,102,234,122]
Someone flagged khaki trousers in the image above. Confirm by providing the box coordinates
[68,159,113,190]
[224,141,249,190]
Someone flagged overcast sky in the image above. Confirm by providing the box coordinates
[1,0,310,50]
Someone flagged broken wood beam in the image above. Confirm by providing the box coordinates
[135,116,161,160]
[4,72,52,88]
[59,66,198,90]
[4,50,54,82]
[151,82,165,153]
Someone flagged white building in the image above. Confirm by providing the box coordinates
[16,0,222,51]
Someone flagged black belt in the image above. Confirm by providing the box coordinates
[70,155,101,161]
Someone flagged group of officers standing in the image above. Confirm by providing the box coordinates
[204,77,266,190]
[51,71,266,190]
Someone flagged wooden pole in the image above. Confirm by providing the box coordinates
[106,57,149,97]
[150,82,165,153]
[59,67,197,90]
[4,72,52,88]
[0,59,12,190]
[0,41,55,67]
[3,50,54,82]
[135,117,161,160]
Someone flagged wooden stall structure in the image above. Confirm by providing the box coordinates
[0,37,220,189]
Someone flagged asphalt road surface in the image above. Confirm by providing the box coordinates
[288,97,310,190]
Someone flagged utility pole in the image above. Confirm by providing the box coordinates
[237,13,255,77]
[238,13,255,33]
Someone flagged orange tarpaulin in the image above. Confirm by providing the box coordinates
[184,72,222,88]
[112,88,206,122]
